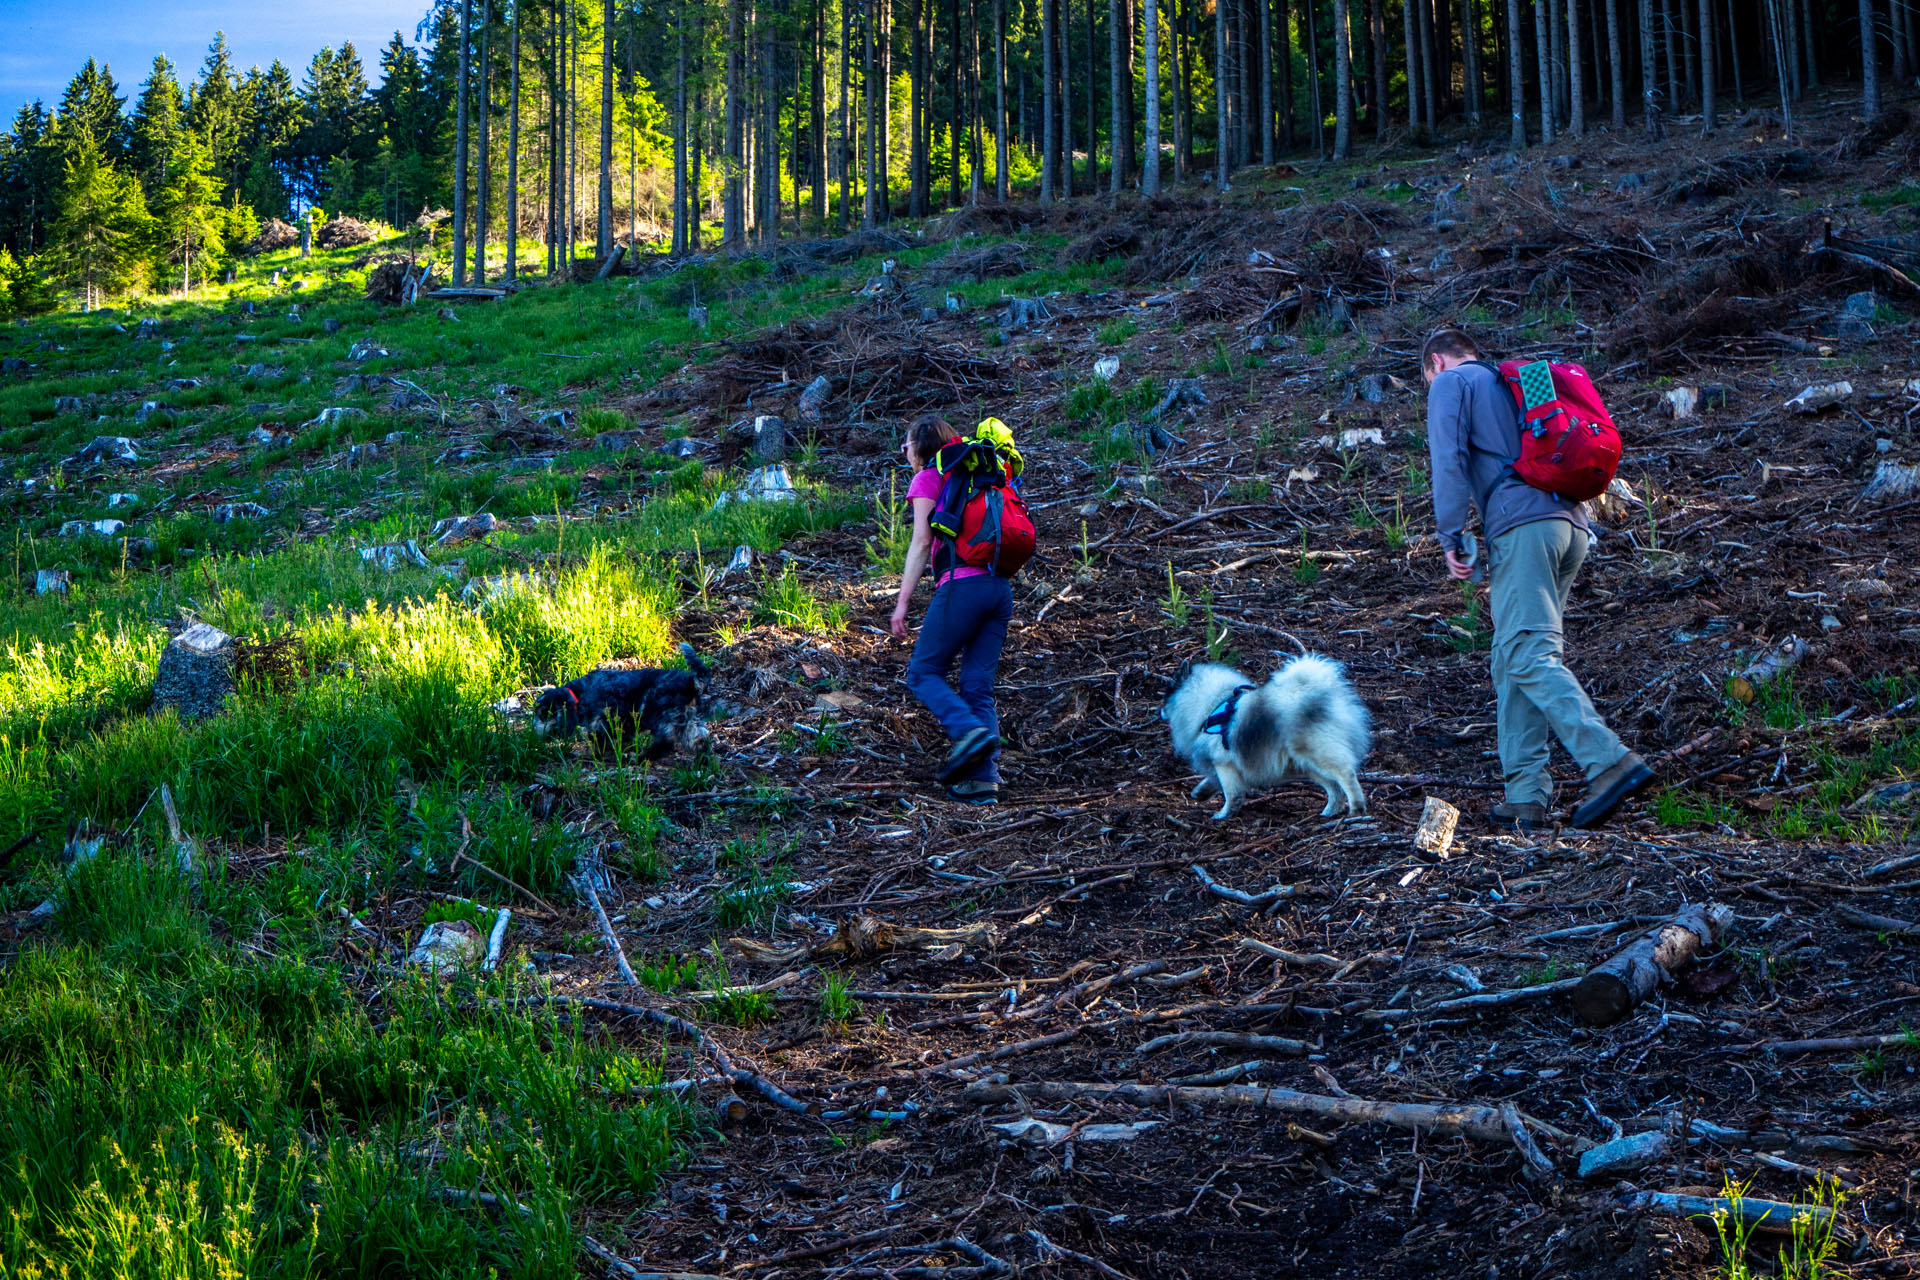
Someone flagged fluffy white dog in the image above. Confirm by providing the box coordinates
[1160,654,1371,820]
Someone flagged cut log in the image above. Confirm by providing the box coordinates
[1571,903,1734,1026]
[151,622,236,722]
[961,1080,1580,1147]
[593,244,628,280]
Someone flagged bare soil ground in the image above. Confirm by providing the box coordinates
[359,102,1920,1276]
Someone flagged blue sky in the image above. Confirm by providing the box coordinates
[0,0,430,123]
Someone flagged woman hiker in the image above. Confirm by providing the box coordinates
[889,415,1011,804]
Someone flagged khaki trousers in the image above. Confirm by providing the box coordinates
[1488,519,1628,807]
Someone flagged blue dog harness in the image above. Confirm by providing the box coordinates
[1202,684,1256,738]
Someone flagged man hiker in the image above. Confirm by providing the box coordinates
[1421,329,1653,830]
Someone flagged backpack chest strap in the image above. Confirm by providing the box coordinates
[1202,685,1256,737]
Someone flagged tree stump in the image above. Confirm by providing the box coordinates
[752,416,787,462]
[152,622,236,722]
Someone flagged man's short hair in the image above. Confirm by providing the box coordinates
[1422,329,1481,368]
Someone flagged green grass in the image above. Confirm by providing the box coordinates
[0,239,979,1272]
[0,845,698,1279]
[752,563,848,634]
[821,972,859,1023]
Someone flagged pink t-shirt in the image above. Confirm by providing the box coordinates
[907,466,988,589]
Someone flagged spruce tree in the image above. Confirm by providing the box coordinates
[153,132,223,293]
[130,55,185,193]
[48,128,153,307]
[187,34,248,192]
[59,60,128,162]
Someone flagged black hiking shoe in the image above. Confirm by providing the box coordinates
[936,727,999,786]
[1571,752,1655,829]
[946,780,1000,805]
[1488,801,1549,833]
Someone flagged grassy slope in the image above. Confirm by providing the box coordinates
[0,224,1126,1276]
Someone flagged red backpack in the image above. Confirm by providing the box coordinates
[1486,359,1623,503]
[928,439,1036,578]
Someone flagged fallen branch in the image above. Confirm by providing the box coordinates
[530,995,816,1116]
[1501,1102,1558,1177]
[1362,975,1583,1021]
[1837,906,1920,939]
[1192,864,1297,910]
[962,1081,1580,1147]
[733,1227,909,1271]
[1757,1030,1919,1056]
[578,875,639,987]
[1866,850,1920,878]
[482,907,512,971]
[451,814,561,914]
[1572,903,1734,1026]
[1027,1229,1138,1280]
[1612,1190,1841,1236]
[1238,937,1394,979]
[1136,1030,1311,1057]
[0,827,39,874]
[578,1233,724,1280]
[1009,959,1168,1021]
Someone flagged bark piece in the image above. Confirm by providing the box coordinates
[1784,381,1852,413]
[732,914,994,964]
[432,513,503,545]
[797,375,832,422]
[75,436,138,465]
[408,919,484,974]
[1571,903,1734,1026]
[151,622,236,722]
[1413,796,1460,857]
[1860,459,1920,503]
[360,541,431,571]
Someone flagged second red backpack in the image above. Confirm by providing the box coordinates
[1491,359,1623,503]
[929,439,1037,578]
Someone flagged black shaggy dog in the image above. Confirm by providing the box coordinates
[533,642,713,758]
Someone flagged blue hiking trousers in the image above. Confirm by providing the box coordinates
[904,574,1013,784]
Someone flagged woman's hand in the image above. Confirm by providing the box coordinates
[889,603,911,641]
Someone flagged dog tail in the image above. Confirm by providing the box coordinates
[678,641,710,680]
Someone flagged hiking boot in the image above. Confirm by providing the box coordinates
[946,780,1000,805]
[1488,801,1548,833]
[935,727,1000,785]
[1571,752,1655,829]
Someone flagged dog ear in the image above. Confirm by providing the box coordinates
[1167,659,1194,689]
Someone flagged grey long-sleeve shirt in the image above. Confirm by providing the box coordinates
[1425,361,1589,556]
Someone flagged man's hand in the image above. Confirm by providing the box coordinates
[1444,549,1475,581]
[889,604,911,641]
